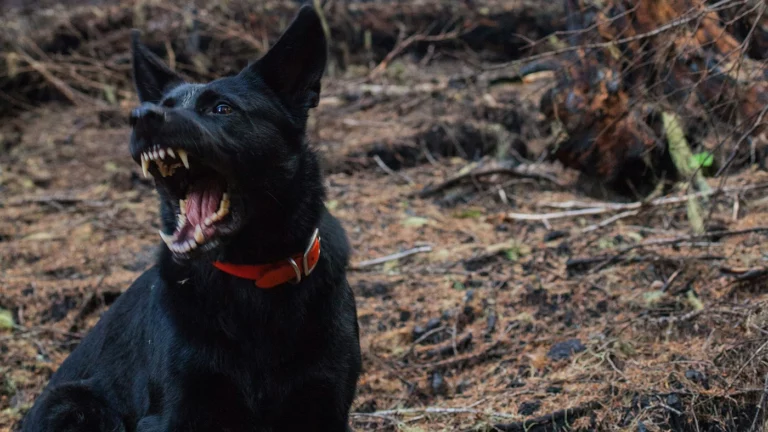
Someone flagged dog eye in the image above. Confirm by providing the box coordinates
[212,104,233,115]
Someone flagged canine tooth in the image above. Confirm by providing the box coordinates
[167,148,175,158]
[221,193,230,209]
[158,230,174,246]
[214,193,230,219]
[194,225,204,244]
[177,149,189,169]
[141,155,150,178]
[159,148,166,159]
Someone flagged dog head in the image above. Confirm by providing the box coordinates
[129,6,327,261]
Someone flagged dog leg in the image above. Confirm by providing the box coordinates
[22,381,125,432]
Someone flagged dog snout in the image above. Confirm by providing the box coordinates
[130,103,167,130]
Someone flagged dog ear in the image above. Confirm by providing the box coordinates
[243,5,328,114]
[131,30,184,104]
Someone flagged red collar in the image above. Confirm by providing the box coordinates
[212,229,321,289]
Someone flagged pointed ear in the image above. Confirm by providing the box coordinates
[131,30,184,104]
[244,5,327,113]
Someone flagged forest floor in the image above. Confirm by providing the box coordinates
[2,59,768,432]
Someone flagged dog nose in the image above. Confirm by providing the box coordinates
[129,103,166,130]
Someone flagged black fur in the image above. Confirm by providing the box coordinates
[21,6,361,432]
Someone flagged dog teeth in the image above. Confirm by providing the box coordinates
[177,149,189,169]
[141,154,150,178]
[179,199,186,216]
[158,230,174,247]
[139,147,188,178]
[204,217,212,227]
[194,225,205,244]
[217,193,230,219]
[177,213,186,230]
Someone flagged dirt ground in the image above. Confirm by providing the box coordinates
[2,58,768,432]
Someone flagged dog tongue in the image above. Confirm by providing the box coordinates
[185,177,224,227]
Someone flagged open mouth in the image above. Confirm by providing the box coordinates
[139,145,231,256]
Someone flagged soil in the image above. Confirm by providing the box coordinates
[2,31,768,432]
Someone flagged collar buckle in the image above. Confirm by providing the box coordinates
[303,228,321,277]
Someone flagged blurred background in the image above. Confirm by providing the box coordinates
[1,0,768,430]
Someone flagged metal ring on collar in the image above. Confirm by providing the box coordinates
[287,258,302,284]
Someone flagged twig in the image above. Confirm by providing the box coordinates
[410,326,447,348]
[369,26,474,78]
[509,183,768,221]
[423,332,472,360]
[729,339,768,390]
[485,0,744,72]
[373,155,414,185]
[589,227,768,273]
[657,402,684,417]
[14,49,82,105]
[661,269,682,292]
[352,406,515,419]
[419,163,565,198]
[479,401,602,432]
[748,374,768,432]
[351,245,432,270]
[581,210,639,232]
[566,254,724,275]
[7,195,110,208]
[509,206,611,221]
[542,183,768,210]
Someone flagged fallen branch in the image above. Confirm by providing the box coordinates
[353,405,515,420]
[419,162,565,198]
[15,49,82,105]
[7,195,110,208]
[581,210,640,232]
[373,155,414,185]
[423,332,472,360]
[368,25,474,79]
[350,245,432,270]
[509,183,768,221]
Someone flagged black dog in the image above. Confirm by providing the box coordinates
[21,6,361,432]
